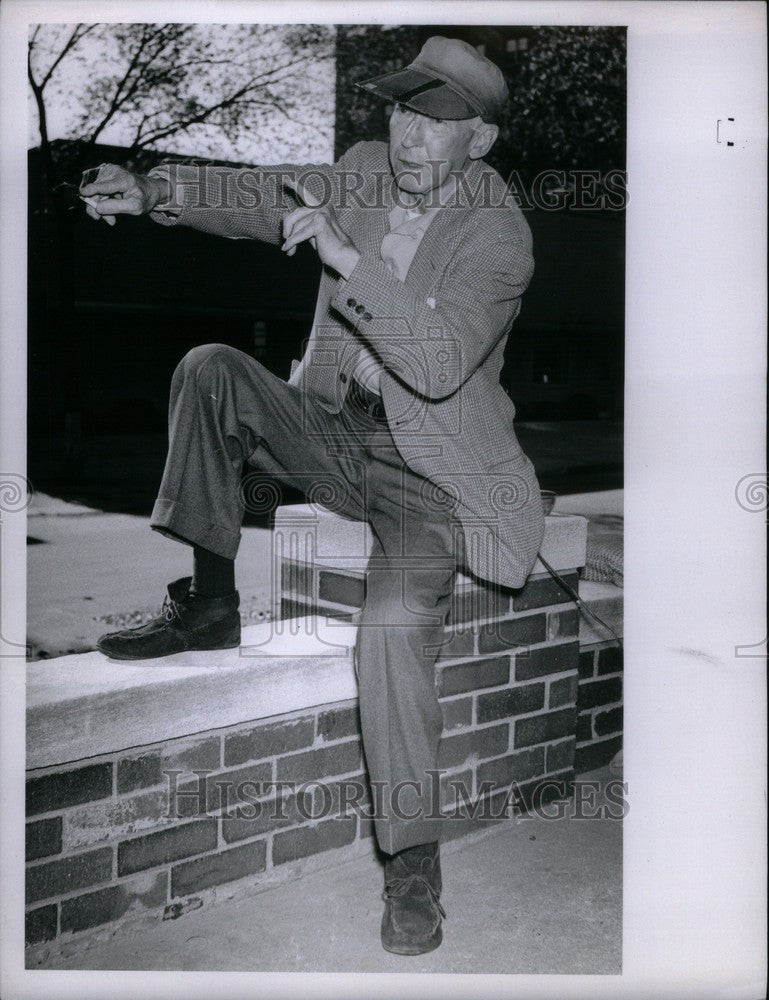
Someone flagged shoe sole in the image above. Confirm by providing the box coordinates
[381,926,443,956]
[96,633,241,661]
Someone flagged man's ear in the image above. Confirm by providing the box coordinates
[468,123,499,160]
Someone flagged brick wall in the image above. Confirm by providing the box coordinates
[25,704,368,955]
[280,559,588,807]
[26,507,622,959]
[576,641,624,773]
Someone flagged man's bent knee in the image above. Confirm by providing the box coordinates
[179,342,246,375]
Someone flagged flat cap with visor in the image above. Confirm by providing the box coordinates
[355,35,509,124]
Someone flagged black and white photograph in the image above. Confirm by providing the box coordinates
[0,2,766,997]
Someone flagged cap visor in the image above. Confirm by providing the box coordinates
[356,68,478,120]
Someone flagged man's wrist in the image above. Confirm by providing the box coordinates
[145,174,173,212]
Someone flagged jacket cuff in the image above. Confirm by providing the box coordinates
[332,256,417,330]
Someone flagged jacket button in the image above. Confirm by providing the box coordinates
[363,312,372,322]
[340,372,347,383]
[355,304,365,314]
[347,298,356,308]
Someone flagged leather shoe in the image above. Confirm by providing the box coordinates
[381,841,445,955]
[96,577,240,660]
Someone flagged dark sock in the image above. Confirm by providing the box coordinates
[190,546,235,598]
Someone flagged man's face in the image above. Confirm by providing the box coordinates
[388,103,478,200]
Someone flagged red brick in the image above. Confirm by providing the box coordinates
[549,673,579,708]
[437,655,509,697]
[313,774,372,819]
[594,706,623,737]
[435,629,475,661]
[26,847,113,905]
[171,840,266,897]
[175,763,271,817]
[26,817,62,861]
[163,736,221,775]
[511,571,579,611]
[447,586,509,625]
[60,871,167,934]
[318,570,365,608]
[118,820,217,876]
[25,905,57,945]
[440,697,473,730]
[115,740,212,801]
[577,676,622,711]
[597,644,623,675]
[514,708,578,748]
[276,740,362,785]
[438,724,509,768]
[578,648,596,679]
[548,607,580,640]
[477,613,547,654]
[575,736,622,775]
[317,705,360,741]
[117,753,162,794]
[224,716,314,767]
[576,711,593,742]
[64,788,172,850]
[222,790,307,842]
[476,682,545,723]
[27,764,113,816]
[514,641,579,681]
[546,738,576,774]
[476,747,546,791]
[272,816,356,865]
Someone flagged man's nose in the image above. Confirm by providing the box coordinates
[401,114,425,147]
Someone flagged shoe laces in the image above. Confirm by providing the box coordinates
[383,872,446,920]
[162,595,183,623]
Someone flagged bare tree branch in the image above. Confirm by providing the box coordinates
[38,23,100,90]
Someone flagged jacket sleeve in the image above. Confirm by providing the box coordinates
[147,143,365,245]
[330,225,534,400]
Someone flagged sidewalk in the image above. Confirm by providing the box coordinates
[35,766,622,974]
[26,494,274,659]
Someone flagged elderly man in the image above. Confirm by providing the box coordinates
[82,36,544,955]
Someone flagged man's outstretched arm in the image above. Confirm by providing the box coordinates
[79,146,365,246]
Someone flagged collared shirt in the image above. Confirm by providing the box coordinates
[349,202,439,394]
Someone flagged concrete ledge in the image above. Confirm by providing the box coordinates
[27,620,358,770]
[274,505,588,575]
[577,580,624,644]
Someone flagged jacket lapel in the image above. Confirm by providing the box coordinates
[405,158,486,293]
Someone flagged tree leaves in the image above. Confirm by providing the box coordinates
[28,23,335,164]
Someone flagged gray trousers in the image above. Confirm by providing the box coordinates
[151,344,460,854]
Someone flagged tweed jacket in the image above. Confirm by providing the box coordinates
[150,141,544,588]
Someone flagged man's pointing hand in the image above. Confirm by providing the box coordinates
[79,164,171,227]
[281,177,360,280]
